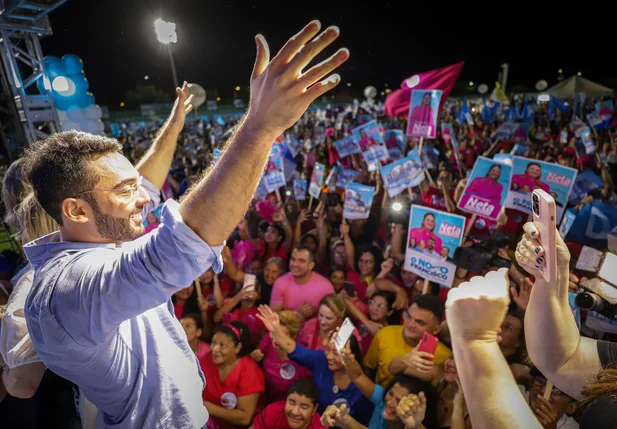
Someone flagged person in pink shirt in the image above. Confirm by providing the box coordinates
[180,313,210,363]
[511,162,549,194]
[407,93,435,136]
[297,294,362,352]
[408,213,443,255]
[251,310,312,403]
[144,211,160,234]
[270,247,335,322]
[465,163,504,207]
[357,128,377,150]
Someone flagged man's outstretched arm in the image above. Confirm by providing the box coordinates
[179,20,349,246]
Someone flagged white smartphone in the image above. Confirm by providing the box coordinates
[532,189,557,283]
[243,274,256,292]
[599,253,617,286]
[334,317,355,352]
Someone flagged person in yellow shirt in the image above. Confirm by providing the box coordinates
[364,295,451,386]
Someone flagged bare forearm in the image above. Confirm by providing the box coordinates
[206,402,254,426]
[525,268,599,398]
[344,298,370,326]
[453,340,541,429]
[214,296,242,322]
[388,357,408,375]
[135,123,179,189]
[180,117,276,245]
[2,362,46,399]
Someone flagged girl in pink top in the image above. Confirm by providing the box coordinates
[144,212,160,234]
[511,162,549,194]
[408,213,443,255]
[297,294,363,352]
[253,311,312,403]
[180,313,211,363]
[465,164,504,207]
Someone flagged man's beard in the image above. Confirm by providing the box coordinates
[92,205,144,242]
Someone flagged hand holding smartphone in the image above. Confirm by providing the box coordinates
[243,274,256,293]
[532,189,557,283]
[417,332,438,361]
[334,318,355,352]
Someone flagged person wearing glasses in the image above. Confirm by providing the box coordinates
[365,295,451,386]
[521,372,578,429]
[22,22,349,429]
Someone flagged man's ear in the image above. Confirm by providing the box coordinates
[61,198,91,224]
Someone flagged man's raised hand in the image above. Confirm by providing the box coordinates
[247,20,349,137]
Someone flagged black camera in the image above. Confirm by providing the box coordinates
[575,278,617,319]
[532,193,540,216]
[452,234,512,273]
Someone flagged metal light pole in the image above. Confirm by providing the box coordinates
[154,19,179,89]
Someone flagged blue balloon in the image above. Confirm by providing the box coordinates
[45,57,66,80]
[69,75,89,95]
[62,54,83,75]
[75,92,95,108]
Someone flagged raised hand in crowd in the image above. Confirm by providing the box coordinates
[401,347,434,375]
[511,277,534,312]
[396,392,427,429]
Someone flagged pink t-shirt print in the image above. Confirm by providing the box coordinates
[511,174,549,194]
[466,177,503,207]
[408,228,443,255]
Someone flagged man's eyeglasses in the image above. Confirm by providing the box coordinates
[72,176,144,201]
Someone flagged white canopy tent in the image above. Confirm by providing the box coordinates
[545,75,613,99]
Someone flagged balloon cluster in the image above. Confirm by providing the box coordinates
[38,54,104,134]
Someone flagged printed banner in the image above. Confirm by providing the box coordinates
[457,156,513,221]
[380,153,425,197]
[351,120,385,150]
[505,157,577,222]
[579,127,596,154]
[407,90,442,138]
[362,145,390,172]
[343,183,375,220]
[493,153,513,166]
[263,171,286,193]
[335,167,359,189]
[309,163,325,199]
[569,170,605,206]
[293,179,308,201]
[559,209,576,240]
[334,135,361,158]
[406,205,466,259]
[566,201,617,249]
[493,122,519,140]
[384,130,406,160]
[441,123,462,173]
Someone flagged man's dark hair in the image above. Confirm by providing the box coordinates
[288,378,319,405]
[25,131,122,225]
[292,246,315,263]
[413,294,445,322]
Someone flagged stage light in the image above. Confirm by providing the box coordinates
[392,202,402,212]
[154,19,177,44]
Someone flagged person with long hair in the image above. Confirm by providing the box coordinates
[464,163,504,208]
[511,162,549,194]
[407,213,443,256]
[407,92,435,137]
[202,321,265,428]
[257,305,374,427]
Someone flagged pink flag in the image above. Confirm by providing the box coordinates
[385,62,464,118]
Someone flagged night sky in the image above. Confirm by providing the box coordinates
[40,1,611,108]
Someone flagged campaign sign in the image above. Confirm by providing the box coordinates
[493,153,513,166]
[559,209,577,240]
[351,120,385,150]
[334,135,361,158]
[362,145,390,172]
[335,167,359,189]
[404,250,457,288]
[309,163,325,199]
[457,156,513,221]
[293,179,308,201]
[343,182,374,220]
[384,130,406,160]
[505,157,577,222]
[569,170,605,206]
[263,171,286,193]
[566,201,617,249]
[406,205,466,259]
[380,153,425,197]
[407,90,442,138]
[441,123,462,171]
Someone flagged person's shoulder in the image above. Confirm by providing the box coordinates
[240,355,265,374]
[377,325,402,339]
[311,271,332,286]
[434,340,452,363]
[274,272,293,287]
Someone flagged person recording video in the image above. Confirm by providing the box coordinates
[516,223,617,428]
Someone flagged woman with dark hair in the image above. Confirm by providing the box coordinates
[511,162,549,194]
[464,163,504,208]
[202,321,265,429]
[258,305,374,426]
[345,244,391,304]
[408,213,443,255]
[172,283,201,320]
[180,313,211,363]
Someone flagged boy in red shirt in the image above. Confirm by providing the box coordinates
[251,378,326,429]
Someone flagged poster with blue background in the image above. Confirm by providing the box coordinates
[309,163,325,199]
[380,153,425,197]
[569,170,605,206]
[563,201,617,249]
[293,179,308,201]
[334,135,361,158]
[343,183,374,220]
[336,167,359,189]
[351,120,385,150]
[505,157,577,222]
[404,206,465,287]
[407,90,442,138]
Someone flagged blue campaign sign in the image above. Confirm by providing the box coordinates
[559,209,577,240]
[343,183,375,220]
[335,167,359,189]
[566,201,617,249]
[380,153,425,197]
[406,205,466,259]
[569,170,605,206]
[293,179,308,201]
[309,163,325,199]
[334,135,361,158]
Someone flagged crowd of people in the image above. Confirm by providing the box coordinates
[0,19,616,429]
